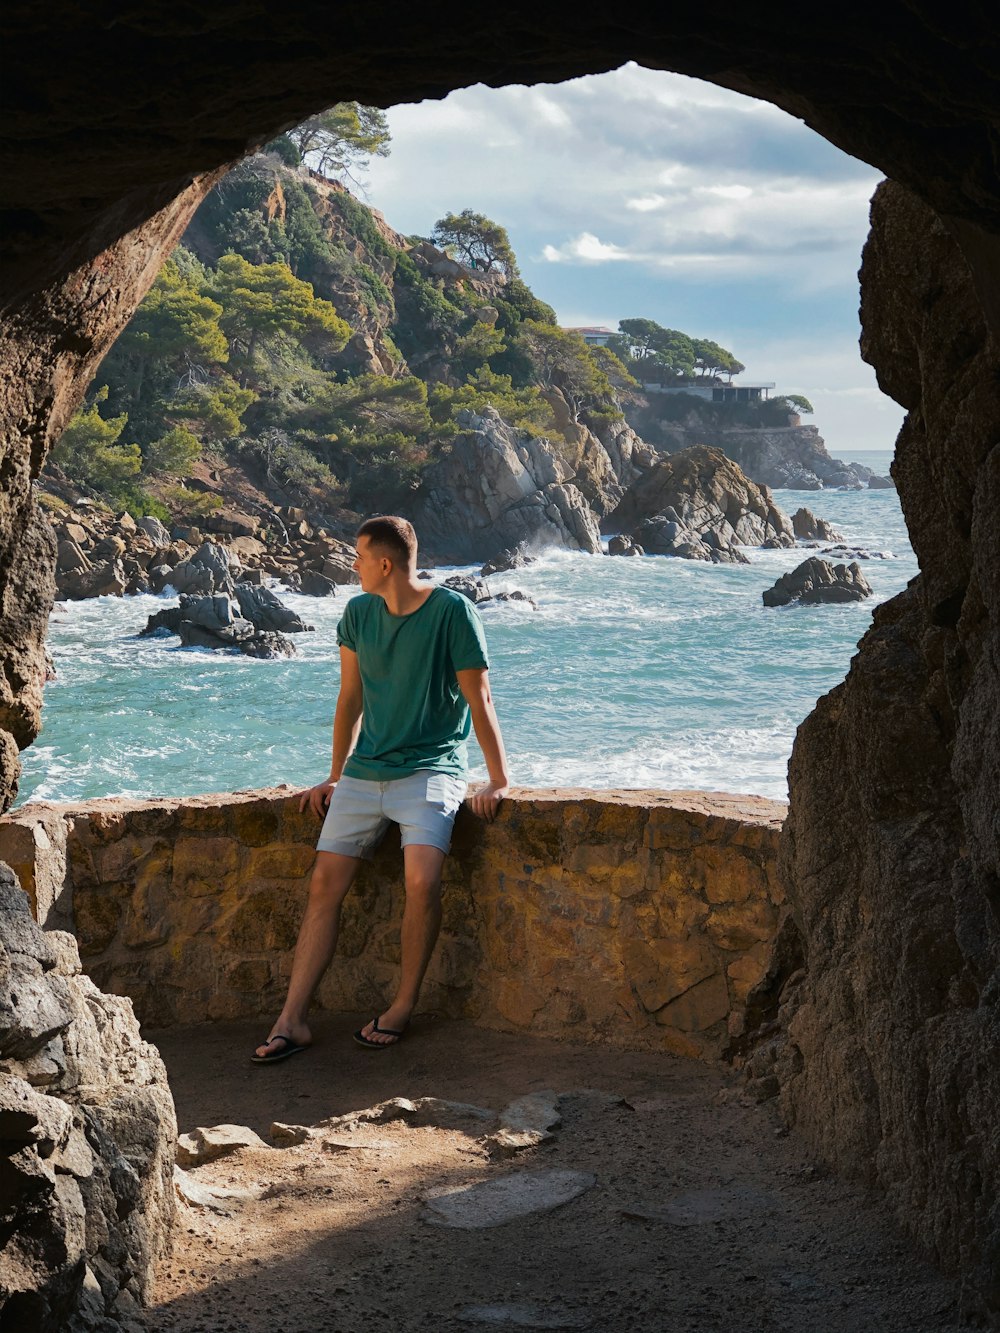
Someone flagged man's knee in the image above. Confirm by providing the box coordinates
[404,865,443,900]
[308,852,358,903]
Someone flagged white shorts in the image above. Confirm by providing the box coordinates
[316,772,468,860]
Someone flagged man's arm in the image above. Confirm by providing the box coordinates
[456,667,510,821]
[300,647,364,817]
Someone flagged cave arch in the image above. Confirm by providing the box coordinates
[1,1,998,1312]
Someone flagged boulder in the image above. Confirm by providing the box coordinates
[92,534,126,562]
[867,474,896,489]
[56,538,90,573]
[140,605,184,637]
[167,541,237,596]
[239,630,297,659]
[442,575,491,604]
[140,592,298,657]
[320,554,359,585]
[791,508,842,542]
[201,508,259,538]
[481,544,535,576]
[136,515,171,546]
[608,534,644,557]
[494,590,537,609]
[762,557,873,606]
[165,561,212,595]
[56,558,126,600]
[234,583,313,634]
[0,864,175,1326]
[147,564,176,593]
[299,570,338,597]
[820,543,893,561]
[606,445,794,562]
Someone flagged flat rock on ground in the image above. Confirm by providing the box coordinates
[145,1017,976,1333]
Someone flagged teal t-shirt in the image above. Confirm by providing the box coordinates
[337,586,489,781]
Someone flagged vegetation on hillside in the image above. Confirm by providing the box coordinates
[47,109,800,521]
[48,112,632,517]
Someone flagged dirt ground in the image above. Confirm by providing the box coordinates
[146,1015,976,1333]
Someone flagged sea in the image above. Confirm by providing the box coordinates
[17,449,911,807]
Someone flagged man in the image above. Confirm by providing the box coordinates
[252,515,509,1061]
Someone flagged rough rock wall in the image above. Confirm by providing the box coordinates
[0,865,176,1331]
[0,788,787,1062]
[414,408,604,561]
[779,182,1000,1305]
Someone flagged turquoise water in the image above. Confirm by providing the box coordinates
[18,450,912,805]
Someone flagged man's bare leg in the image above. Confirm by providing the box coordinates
[358,843,445,1045]
[255,850,360,1058]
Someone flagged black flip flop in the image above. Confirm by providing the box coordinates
[353,1018,406,1049]
[250,1033,309,1064]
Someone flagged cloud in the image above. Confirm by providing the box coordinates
[359,63,899,448]
[541,232,632,263]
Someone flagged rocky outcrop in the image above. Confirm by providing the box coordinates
[413,408,602,562]
[480,545,535,577]
[608,534,644,557]
[46,502,361,604]
[605,445,795,563]
[1,789,786,1061]
[627,404,892,490]
[0,863,176,1330]
[695,424,887,491]
[762,557,873,607]
[777,182,1000,1309]
[140,585,309,657]
[791,507,840,542]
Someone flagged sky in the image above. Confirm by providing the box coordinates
[361,63,905,456]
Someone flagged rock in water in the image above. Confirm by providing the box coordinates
[791,507,842,542]
[608,533,644,557]
[234,583,313,633]
[299,569,338,596]
[443,575,492,603]
[762,557,873,606]
[481,544,536,576]
[606,444,794,563]
[140,592,297,656]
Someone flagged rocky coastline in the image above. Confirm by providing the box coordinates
[43,423,853,615]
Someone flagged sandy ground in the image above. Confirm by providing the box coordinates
[146,1015,975,1333]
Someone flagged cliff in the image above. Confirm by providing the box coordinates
[627,396,889,491]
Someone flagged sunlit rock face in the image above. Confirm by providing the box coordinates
[780,181,1000,1308]
[1,2,1000,1318]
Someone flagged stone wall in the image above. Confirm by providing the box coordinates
[0,788,786,1062]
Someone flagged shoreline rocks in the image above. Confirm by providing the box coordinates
[48,504,360,604]
[140,583,312,657]
[762,557,874,607]
[605,445,795,565]
[791,507,841,542]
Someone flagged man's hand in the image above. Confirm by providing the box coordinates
[300,779,337,818]
[467,781,509,822]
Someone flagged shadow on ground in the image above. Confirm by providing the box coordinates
[146,1017,973,1333]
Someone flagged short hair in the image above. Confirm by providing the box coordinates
[357,515,418,566]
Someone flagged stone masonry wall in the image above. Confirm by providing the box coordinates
[1,788,785,1062]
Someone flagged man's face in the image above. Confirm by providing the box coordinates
[353,536,391,593]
